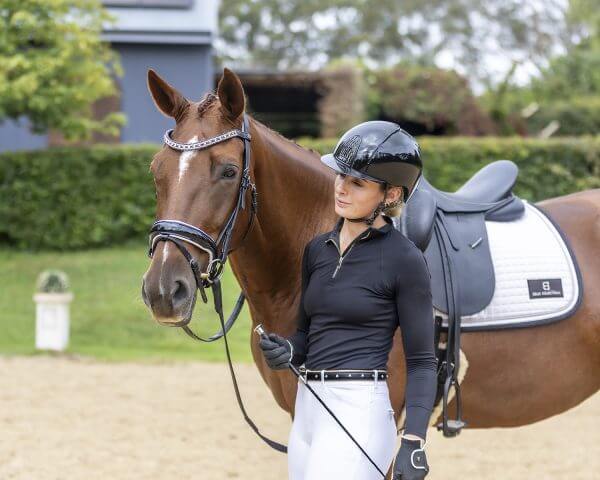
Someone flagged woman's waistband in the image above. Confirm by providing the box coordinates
[299,367,389,381]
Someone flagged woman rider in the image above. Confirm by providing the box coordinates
[258,121,437,480]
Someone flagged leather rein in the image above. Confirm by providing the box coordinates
[148,113,287,452]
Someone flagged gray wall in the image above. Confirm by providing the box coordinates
[0,117,48,153]
[115,43,214,144]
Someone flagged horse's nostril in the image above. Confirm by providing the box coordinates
[172,279,190,308]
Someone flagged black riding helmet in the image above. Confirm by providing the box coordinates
[320,121,423,225]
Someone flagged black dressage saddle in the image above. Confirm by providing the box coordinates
[399,159,525,437]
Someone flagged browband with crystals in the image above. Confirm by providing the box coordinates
[163,128,251,151]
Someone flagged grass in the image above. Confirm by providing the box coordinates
[0,243,254,363]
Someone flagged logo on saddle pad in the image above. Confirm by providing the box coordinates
[335,135,362,169]
[527,278,564,299]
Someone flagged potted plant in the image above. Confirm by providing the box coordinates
[33,270,74,351]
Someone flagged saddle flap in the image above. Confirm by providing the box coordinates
[425,211,496,316]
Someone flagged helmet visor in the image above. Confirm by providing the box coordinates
[320,154,386,184]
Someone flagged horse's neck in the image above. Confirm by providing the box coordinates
[228,119,334,334]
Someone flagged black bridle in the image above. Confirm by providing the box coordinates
[147,113,289,453]
[148,113,257,341]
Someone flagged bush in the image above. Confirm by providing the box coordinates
[369,64,496,135]
[526,96,600,136]
[36,270,70,293]
[1,137,598,250]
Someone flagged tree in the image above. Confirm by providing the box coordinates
[478,0,600,136]
[216,0,567,87]
[530,0,600,100]
[565,0,599,50]
[0,0,125,141]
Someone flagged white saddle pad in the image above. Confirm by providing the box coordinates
[434,199,583,330]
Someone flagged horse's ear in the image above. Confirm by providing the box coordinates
[217,68,245,120]
[147,68,189,120]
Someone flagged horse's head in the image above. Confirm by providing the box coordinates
[141,67,255,326]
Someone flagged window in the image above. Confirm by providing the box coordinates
[102,0,193,8]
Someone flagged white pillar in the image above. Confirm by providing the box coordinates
[33,293,74,351]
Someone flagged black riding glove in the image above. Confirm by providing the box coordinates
[258,332,293,370]
[393,437,429,480]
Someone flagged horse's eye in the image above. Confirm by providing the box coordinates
[223,168,237,178]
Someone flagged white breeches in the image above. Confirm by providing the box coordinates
[287,372,398,480]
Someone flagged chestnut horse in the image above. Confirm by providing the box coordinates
[141,68,600,461]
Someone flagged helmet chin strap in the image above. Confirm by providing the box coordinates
[345,183,399,226]
[345,200,386,226]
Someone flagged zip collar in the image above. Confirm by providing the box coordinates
[326,214,394,247]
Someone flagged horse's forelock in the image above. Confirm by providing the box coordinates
[196,92,218,118]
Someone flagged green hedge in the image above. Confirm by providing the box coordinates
[1,137,599,250]
[302,136,600,200]
[0,144,157,250]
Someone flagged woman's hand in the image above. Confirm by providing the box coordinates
[258,332,293,370]
[393,436,429,480]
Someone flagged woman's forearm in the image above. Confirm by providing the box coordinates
[403,355,437,439]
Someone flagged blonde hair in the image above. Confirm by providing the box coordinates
[383,199,405,218]
[380,184,405,218]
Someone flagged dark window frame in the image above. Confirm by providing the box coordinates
[102,0,193,9]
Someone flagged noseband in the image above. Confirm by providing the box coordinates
[148,113,258,342]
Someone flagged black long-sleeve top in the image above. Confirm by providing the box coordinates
[287,214,437,439]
